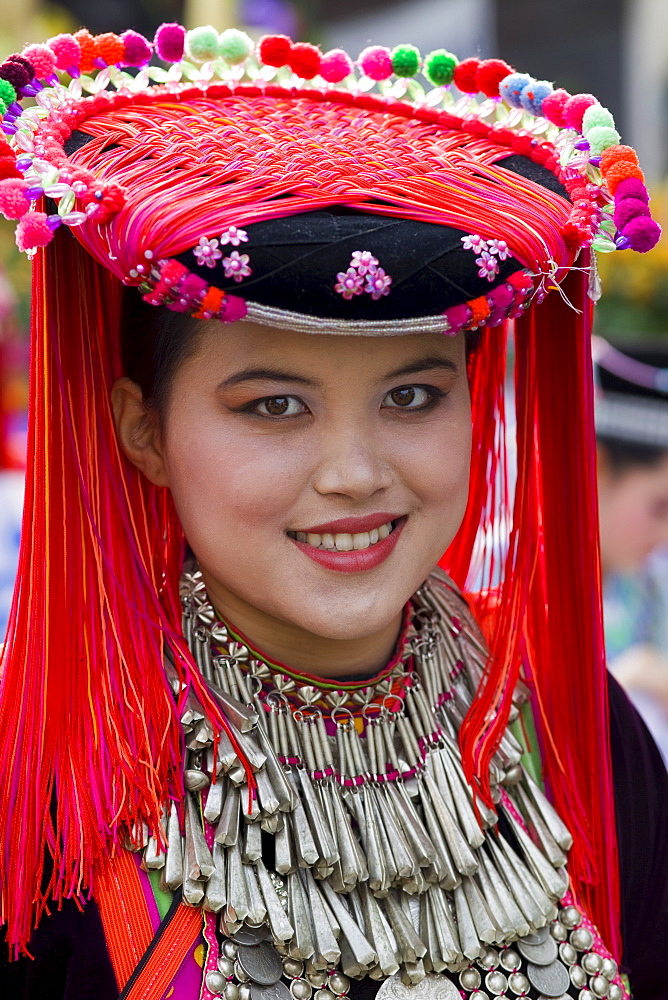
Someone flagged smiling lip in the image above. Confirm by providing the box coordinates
[288,516,406,573]
[296,513,402,535]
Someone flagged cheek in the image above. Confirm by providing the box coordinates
[162,414,310,548]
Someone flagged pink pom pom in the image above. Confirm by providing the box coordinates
[540,88,571,126]
[358,45,393,81]
[613,197,649,231]
[223,295,248,322]
[563,93,597,131]
[154,23,185,63]
[0,178,28,219]
[443,303,471,333]
[622,216,661,253]
[320,49,353,83]
[121,30,153,67]
[614,178,649,204]
[16,211,53,251]
[48,33,81,72]
[22,43,57,79]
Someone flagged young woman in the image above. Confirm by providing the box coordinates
[0,22,666,1000]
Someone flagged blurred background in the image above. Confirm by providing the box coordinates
[0,0,667,757]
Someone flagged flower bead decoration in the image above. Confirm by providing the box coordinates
[222,250,252,282]
[350,250,379,275]
[193,236,222,268]
[220,225,248,247]
[462,234,513,281]
[366,267,392,299]
[487,239,510,261]
[335,268,365,299]
[335,250,392,300]
[476,251,500,281]
[461,234,488,253]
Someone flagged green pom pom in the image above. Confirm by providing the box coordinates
[185,25,220,64]
[424,49,457,86]
[0,79,17,106]
[582,104,615,135]
[588,124,621,155]
[391,44,420,78]
[219,28,253,65]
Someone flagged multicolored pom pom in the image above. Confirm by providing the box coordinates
[519,80,553,116]
[390,44,420,78]
[21,43,56,79]
[476,59,513,98]
[562,93,597,131]
[424,49,458,87]
[47,33,81,74]
[287,42,321,80]
[320,50,353,84]
[154,23,186,63]
[120,31,153,67]
[219,28,253,65]
[185,25,220,65]
[587,125,621,156]
[258,34,292,68]
[499,73,532,107]
[15,210,53,251]
[0,178,28,219]
[358,46,393,81]
[621,216,661,253]
[453,57,480,93]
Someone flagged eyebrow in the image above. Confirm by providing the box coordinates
[381,355,460,381]
[217,366,323,391]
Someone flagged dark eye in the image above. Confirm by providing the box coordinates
[382,385,435,409]
[253,396,306,417]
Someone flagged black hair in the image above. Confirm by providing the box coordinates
[120,286,204,413]
[597,435,668,475]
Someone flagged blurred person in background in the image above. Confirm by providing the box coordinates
[595,338,668,761]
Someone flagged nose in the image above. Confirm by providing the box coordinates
[312,419,393,501]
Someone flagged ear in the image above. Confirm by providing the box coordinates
[111,377,169,487]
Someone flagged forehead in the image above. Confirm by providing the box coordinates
[191,321,467,374]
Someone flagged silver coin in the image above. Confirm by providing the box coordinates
[527,961,571,998]
[375,973,461,998]
[517,937,558,966]
[521,926,550,946]
[250,985,292,1000]
[238,942,284,986]
[232,925,270,946]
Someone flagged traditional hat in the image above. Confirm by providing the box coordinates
[594,338,668,450]
[0,23,659,957]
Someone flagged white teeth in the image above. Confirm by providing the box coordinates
[290,520,396,551]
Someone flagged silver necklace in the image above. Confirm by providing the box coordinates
[133,564,620,998]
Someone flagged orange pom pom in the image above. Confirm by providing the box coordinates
[74,29,98,74]
[604,161,644,195]
[469,295,491,327]
[599,144,639,175]
[193,286,226,318]
[95,32,125,67]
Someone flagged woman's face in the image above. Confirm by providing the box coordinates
[116,320,471,658]
[598,448,668,575]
